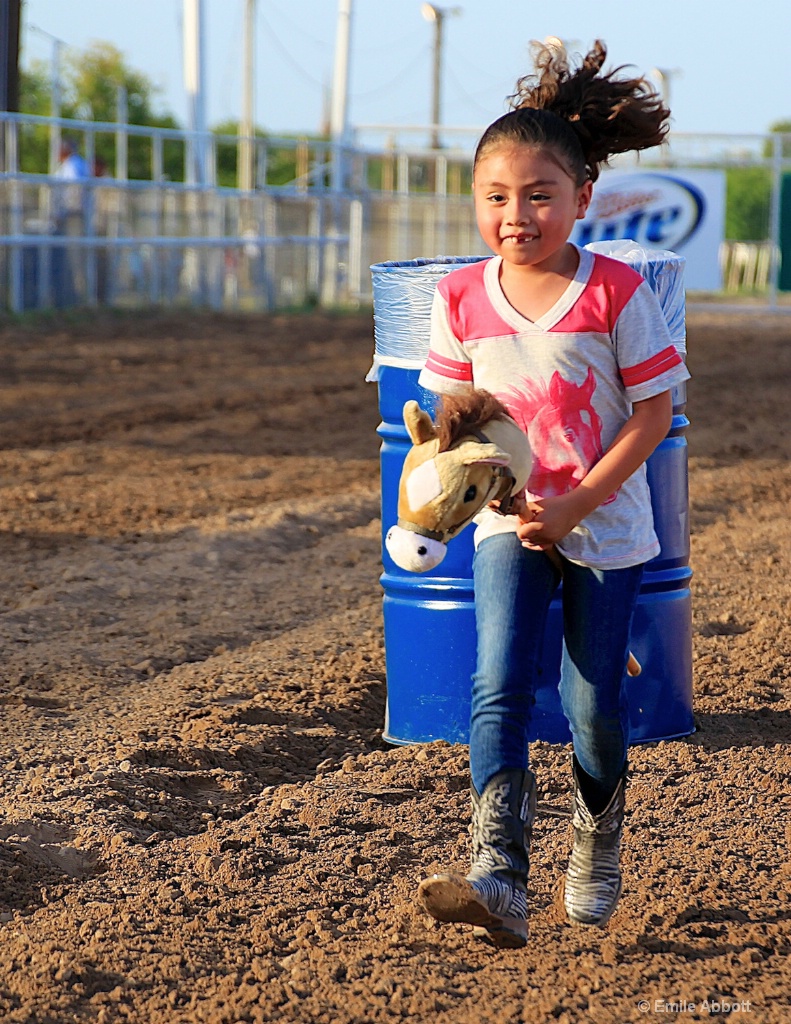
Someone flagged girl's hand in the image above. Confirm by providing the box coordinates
[517,392,675,549]
[516,493,585,549]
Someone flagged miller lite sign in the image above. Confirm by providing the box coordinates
[572,169,726,291]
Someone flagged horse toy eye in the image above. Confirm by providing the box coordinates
[463,485,477,503]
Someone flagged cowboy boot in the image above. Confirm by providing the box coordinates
[418,768,537,949]
[563,756,627,927]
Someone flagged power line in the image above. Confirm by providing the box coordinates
[350,45,428,102]
[258,7,324,90]
[263,0,329,53]
[445,64,508,120]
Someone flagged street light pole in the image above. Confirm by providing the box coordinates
[543,36,581,61]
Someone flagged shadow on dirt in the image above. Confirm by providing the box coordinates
[686,709,791,750]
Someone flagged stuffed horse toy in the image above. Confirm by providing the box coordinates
[385,389,641,677]
[385,390,529,574]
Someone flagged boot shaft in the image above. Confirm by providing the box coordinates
[570,758,626,843]
[564,758,627,927]
[470,769,536,878]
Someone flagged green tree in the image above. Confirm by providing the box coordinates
[17,61,51,171]
[65,41,182,180]
[19,41,182,178]
[725,166,771,241]
[18,61,50,115]
[725,122,791,243]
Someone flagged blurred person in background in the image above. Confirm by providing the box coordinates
[53,137,91,306]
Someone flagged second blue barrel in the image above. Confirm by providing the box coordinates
[369,243,693,747]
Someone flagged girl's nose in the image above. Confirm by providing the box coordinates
[507,198,529,224]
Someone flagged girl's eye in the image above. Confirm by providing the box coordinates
[487,193,505,203]
[530,192,551,202]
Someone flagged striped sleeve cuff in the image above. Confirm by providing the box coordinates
[423,350,473,382]
[621,346,683,388]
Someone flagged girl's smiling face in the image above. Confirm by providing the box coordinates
[473,144,592,274]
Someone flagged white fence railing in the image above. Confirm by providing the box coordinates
[0,175,363,312]
[2,112,791,313]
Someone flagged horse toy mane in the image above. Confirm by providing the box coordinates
[385,389,641,676]
[385,390,531,574]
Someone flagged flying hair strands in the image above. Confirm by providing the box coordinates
[484,40,670,183]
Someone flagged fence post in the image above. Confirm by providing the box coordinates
[348,197,363,303]
[6,121,23,313]
[768,132,782,308]
[115,86,129,181]
[307,198,322,302]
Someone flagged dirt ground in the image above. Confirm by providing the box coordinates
[0,305,788,1024]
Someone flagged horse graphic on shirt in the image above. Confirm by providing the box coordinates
[499,367,612,500]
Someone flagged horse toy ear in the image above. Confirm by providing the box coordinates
[403,400,437,446]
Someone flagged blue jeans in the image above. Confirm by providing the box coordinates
[470,532,644,798]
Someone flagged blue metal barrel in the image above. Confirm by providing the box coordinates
[369,244,693,746]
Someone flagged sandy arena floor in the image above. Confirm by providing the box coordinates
[0,307,788,1023]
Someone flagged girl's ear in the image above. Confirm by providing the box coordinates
[576,180,593,220]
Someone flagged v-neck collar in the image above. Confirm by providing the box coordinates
[484,245,594,331]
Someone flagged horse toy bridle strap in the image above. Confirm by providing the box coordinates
[467,426,519,518]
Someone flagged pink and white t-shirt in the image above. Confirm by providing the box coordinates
[417,246,690,569]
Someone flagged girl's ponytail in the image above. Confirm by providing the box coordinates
[475,40,669,184]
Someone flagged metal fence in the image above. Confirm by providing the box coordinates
[1,111,790,314]
[0,176,361,312]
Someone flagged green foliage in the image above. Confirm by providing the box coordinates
[213,120,239,188]
[65,41,183,180]
[212,120,324,189]
[764,121,791,159]
[725,166,772,241]
[17,63,53,172]
[212,119,274,189]
[263,145,300,187]
[18,41,182,179]
[19,61,50,116]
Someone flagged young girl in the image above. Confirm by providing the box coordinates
[415,40,689,949]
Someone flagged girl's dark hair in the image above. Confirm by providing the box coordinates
[474,40,669,183]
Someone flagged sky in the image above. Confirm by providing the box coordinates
[18,0,791,151]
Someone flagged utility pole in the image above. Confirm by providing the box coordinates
[239,0,255,191]
[183,0,208,184]
[330,0,353,191]
[421,4,461,150]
